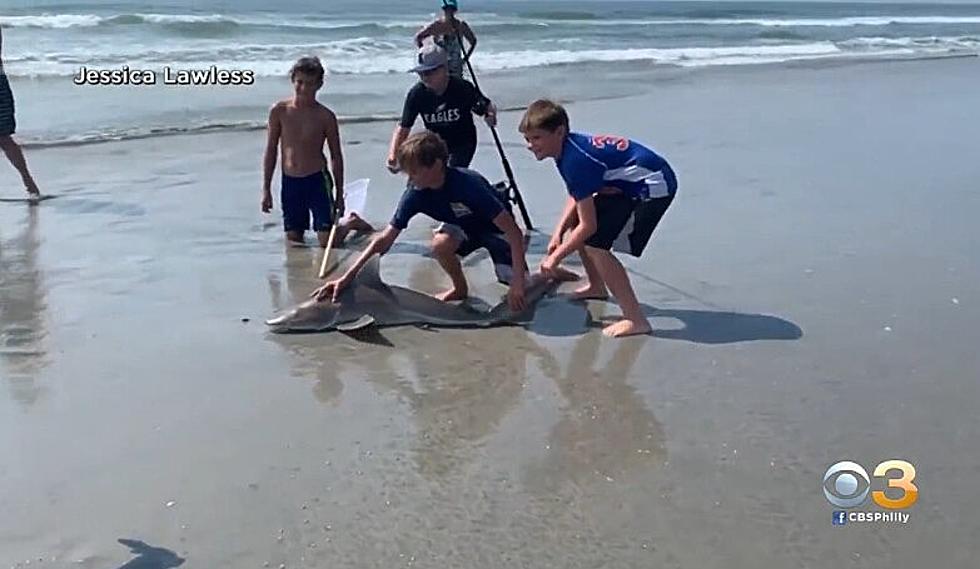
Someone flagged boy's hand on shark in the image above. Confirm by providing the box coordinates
[311,274,353,302]
[540,255,560,277]
[507,284,527,312]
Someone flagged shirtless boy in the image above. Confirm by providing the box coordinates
[262,56,372,246]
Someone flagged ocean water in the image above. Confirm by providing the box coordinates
[2,0,979,146]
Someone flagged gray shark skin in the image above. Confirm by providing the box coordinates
[266,255,558,333]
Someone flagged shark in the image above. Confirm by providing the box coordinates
[266,255,559,333]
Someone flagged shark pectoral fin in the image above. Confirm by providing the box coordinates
[336,314,376,332]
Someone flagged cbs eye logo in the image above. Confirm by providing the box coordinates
[823,460,918,509]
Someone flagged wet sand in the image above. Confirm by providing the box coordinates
[2,57,980,568]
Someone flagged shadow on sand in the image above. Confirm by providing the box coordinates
[587,302,803,344]
[113,539,184,569]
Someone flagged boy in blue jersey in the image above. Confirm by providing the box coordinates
[312,131,534,311]
[518,99,677,338]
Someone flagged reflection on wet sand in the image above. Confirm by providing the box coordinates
[266,246,350,405]
[264,239,662,489]
[359,260,564,481]
[524,326,666,494]
[266,250,567,480]
[0,207,49,406]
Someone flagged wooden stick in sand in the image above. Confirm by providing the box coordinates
[317,170,341,279]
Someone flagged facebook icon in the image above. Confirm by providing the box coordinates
[833,511,848,526]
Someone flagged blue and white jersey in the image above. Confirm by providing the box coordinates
[557,132,677,201]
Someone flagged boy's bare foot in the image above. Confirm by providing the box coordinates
[549,266,581,282]
[602,318,652,338]
[435,287,468,302]
[570,283,609,300]
[344,212,374,233]
[25,181,40,196]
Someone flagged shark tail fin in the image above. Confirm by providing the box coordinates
[489,273,559,324]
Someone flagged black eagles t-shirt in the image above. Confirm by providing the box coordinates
[399,77,489,151]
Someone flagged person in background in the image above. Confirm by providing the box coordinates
[387,41,495,172]
[0,27,41,198]
[414,0,477,79]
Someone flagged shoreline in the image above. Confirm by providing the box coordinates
[11,52,979,150]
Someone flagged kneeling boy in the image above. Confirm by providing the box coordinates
[312,131,530,311]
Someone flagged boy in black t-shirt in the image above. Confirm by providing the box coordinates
[386,41,496,170]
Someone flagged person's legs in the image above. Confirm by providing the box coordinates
[310,171,375,247]
[307,170,334,247]
[0,137,39,195]
[447,142,476,169]
[570,246,608,299]
[337,212,375,242]
[589,192,675,337]
[431,232,468,301]
[569,192,634,300]
[0,75,38,195]
[281,173,310,245]
[588,246,651,337]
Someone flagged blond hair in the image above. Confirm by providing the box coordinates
[397,131,449,171]
[518,99,569,133]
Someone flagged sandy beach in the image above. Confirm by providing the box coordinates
[3,55,980,568]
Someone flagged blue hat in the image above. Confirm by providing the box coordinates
[441,0,458,10]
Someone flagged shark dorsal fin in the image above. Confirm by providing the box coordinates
[353,254,386,290]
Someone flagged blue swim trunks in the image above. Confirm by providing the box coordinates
[281,170,334,233]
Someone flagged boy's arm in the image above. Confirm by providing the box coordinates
[548,149,604,251]
[554,196,578,235]
[262,104,282,211]
[313,226,400,301]
[467,82,496,127]
[414,22,436,47]
[323,108,344,211]
[461,21,477,61]
[389,88,419,171]
[493,211,528,311]
[344,226,399,278]
[493,211,527,284]
[546,197,597,267]
[387,126,411,171]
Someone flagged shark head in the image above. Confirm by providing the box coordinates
[265,297,345,333]
[266,255,389,333]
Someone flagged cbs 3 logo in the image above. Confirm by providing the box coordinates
[823,460,918,509]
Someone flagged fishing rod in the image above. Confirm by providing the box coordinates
[443,1,534,231]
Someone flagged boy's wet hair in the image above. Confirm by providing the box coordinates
[290,56,325,84]
[398,132,449,171]
[518,99,569,133]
